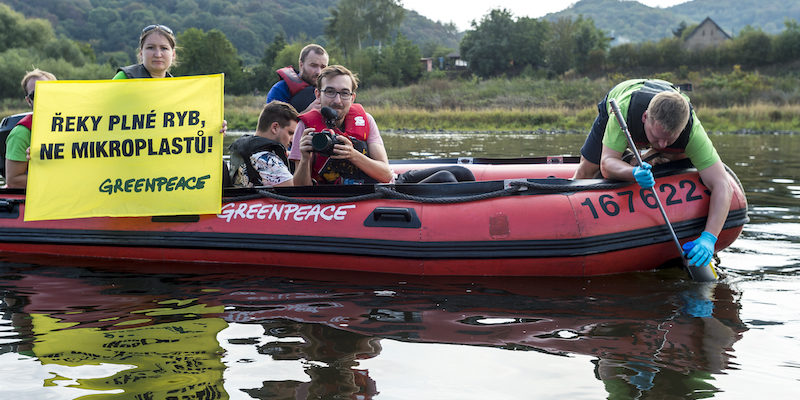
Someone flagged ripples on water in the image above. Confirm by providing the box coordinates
[0,132,798,399]
[0,264,752,399]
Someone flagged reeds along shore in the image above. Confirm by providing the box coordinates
[6,72,800,133]
[223,100,800,133]
[5,100,798,133]
[222,72,800,133]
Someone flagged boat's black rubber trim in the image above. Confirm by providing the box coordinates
[1,208,749,260]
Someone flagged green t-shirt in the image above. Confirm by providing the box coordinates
[112,70,128,79]
[601,79,720,171]
[5,124,31,162]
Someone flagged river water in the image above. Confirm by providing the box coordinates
[1,131,798,399]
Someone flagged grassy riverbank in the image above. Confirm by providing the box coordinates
[5,71,799,133]
[225,98,800,134]
[224,71,800,133]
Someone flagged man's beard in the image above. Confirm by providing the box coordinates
[301,72,316,86]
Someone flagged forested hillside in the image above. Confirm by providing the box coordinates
[2,0,798,102]
[2,0,794,64]
[671,0,800,35]
[546,0,800,43]
[0,0,327,64]
[0,0,459,65]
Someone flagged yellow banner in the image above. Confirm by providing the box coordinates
[25,75,224,221]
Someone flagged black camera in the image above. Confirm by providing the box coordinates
[311,106,341,156]
[311,130,341,156]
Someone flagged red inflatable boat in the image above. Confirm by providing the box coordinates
[0,157,748,276]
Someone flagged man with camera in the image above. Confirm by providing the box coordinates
[289,65,393,186]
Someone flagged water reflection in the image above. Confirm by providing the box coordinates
[0,262,747,399]
[1,268,227,399]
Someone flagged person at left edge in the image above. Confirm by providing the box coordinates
[112,24,227,134]
[229,101,308,187]
[4,69,57,189]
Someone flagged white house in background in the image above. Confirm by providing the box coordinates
[683,17,732,51]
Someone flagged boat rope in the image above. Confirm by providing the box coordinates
[226,190,385,204]
[373,185,518,204]
[222,180,626,205]
[514,180,624,191]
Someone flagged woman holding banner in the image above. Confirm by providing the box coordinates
[112,25,228,138]
[113,24,176,79]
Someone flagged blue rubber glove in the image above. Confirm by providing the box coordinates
[632,162,654,189]
[682,231,717,268]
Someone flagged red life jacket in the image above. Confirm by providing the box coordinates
[299,104,372,184]
[276,66,310,95]
[16,114,32,130]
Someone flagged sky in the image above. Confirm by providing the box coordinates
[401,0,692,31]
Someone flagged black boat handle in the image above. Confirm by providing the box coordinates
[364,207,421,228]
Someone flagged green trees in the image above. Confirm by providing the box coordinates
[773,20,800,63]
[251,33,289,91]
[0,4,112,101]
[460,10,607,78]
[460,7,800,79]
[322,0,422,88]
[604,21,800,72]
[172,28,248,94]
[460,9,518,78]
[351,34,422,87]
[325,0,405,57]
[0,6,54,53]
[732,26,773,67]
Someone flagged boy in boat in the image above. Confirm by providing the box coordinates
[229,101,308,187]
[4,69,57,189]
[573,79,733,269]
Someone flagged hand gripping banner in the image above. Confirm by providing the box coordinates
[25,75,224,221]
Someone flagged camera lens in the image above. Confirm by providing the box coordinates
[311,131,336,154]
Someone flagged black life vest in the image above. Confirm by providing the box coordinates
[626,80,692,152]
[228,135,289,187]
[117,64,174,79]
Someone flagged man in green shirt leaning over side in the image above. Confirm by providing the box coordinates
[573,79,733,271]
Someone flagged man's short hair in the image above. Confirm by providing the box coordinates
[316,65,359,92]
[647,91,690,135]
[257,101,299,132]
[299,44,327,65]
[21,68,56,93]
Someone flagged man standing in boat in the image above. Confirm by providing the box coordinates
[229,101,310,187]
[289,65,394,185]
[573,79,733,269]
[267,44,329,114]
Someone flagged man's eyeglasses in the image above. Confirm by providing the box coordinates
[321,88,353,100]
[25,91,34,102]
[142,24,174,35]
